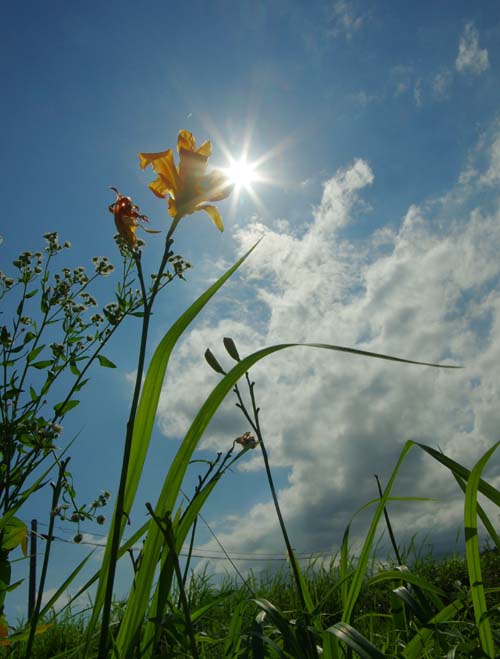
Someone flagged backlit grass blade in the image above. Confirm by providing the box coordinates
[58,520,149,617]
[315,496,433,617]
[142,479,221,654]
[341,442,414,624]
[117,344,449,657]
[453,472,500,552]
[416,443,500,507]
[86,240,260,645]
[464,441,499,659]
[38,549,95,619]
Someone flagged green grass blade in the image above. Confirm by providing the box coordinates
[341,441,414,624]
[86,240,260,646]
[116,343,452,657]
[252,598,307,658]
[58,521,149,617]
[464,441,499,659]
[339,521,351,611]
[453,472,500,551]
[326,622,385,659]
[402,598,464,659]
[38,550,95,619]
[416,443,500,506]
[141,479,221,654]
[367,570,446,600]
[223,599,245,657]
[314,496,434,617]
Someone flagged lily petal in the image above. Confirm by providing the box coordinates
[139,150,171,170]
[199,204,224,232]
[202,170,233,202]
[197,140,212,157]
[177,129,196,153]
[178,148,209,194]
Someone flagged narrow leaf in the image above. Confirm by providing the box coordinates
[97,355,117,369]
[54,399,80,416]
[204,348,225,374]
[327,622,385,659]
[31,360,52,370]
[464,442,499,659]
[27,345,45,363]
[223,336,241,361]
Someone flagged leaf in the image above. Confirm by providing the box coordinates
[27,345,45,362]
[1,518,28,554]
[85,239,263,657]
[25,289,38,299]
[31,360,52,370]
[23,331,36,345]
[74,378,89,392]
[69,360,80,376]
[54,399,80,416]
[117,341,454,658]
[97,355,117,369]
[29,386,37,402]
[223,337,241,361]
[464,442,499,659]
[327,622,385,659]
[204,348,225,374]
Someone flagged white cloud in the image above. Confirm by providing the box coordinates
[455,23,489,76]
[432,68,453,100]
[328,1,366,39]
[480,135,500,186]
[157,126,500,568]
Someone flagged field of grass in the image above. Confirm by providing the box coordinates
[2,546,499,658]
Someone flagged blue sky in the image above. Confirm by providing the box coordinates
[3,0,500,619]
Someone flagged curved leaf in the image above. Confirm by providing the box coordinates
[117,343,452,657]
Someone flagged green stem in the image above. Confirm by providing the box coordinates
[25,458,69,658]
[146,504,199,659]
[236,373,314,616]
[97,227,175,658]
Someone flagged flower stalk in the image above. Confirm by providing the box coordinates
[97,229,175,658]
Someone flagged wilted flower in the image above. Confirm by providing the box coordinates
[139,129,232,232]
[235,432,258,449]
[108,188,159,248]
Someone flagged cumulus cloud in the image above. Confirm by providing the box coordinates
[455,23,489,75]
[157,128,500,572]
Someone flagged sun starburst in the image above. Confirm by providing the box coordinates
[223,156,258,192]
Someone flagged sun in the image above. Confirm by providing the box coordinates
[223,156,258,192]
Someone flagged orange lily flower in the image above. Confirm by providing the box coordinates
[139,130,232,232]
[108,187,159,248]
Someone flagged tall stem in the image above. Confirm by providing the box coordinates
[244,373,308,612]
[97,229,175,658]
[25,458,70,658]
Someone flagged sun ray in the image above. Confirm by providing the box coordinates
[195,109,299,218]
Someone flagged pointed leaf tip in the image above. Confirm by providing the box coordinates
[204,349,226,375]
[223,337,241,361]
